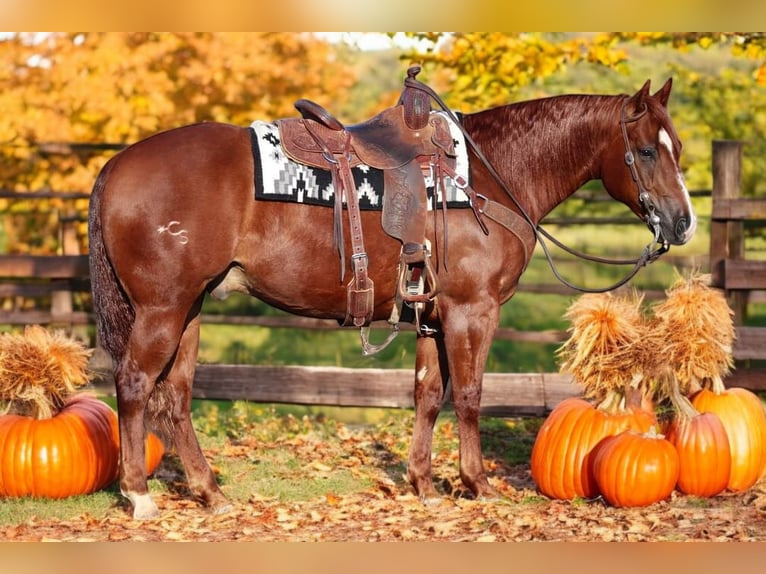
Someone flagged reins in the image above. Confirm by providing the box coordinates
[404,74,670,294]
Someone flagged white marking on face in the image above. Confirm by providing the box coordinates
[659,128,697,242]
[658,127,674,157]
[157,220,189,245]
[416,366,428,382]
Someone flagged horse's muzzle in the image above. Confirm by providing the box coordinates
[668,214,696,245]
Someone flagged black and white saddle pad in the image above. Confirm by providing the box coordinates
[250,111,470,210]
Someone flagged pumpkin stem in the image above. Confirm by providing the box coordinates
[706,374,727,395]
[596,389,628,415]
[666,375,699,421]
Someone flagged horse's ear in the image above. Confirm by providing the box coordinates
[653,78,673,107]
[626,80,652,113]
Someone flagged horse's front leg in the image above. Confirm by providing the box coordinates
[442,299,500,500]
[407,332,450,502]
[116,309,188,520]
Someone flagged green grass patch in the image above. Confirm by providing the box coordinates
[0,487,122,526]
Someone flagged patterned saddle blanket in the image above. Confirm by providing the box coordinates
[250,111,470,210]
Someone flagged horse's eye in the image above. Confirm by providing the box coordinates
[638,147,656,160]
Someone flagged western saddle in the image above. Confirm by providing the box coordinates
[276,66,458,345]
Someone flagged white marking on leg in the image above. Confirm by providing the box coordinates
[157,220,189,245]
[125,491,160,520]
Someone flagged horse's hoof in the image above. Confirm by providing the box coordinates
[419,493,449,507]
[474,488,503,503]
[211,502,234,515]
[128,492,160,520]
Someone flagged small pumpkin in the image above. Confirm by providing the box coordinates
[692,385,766,492]
[108,413,165,477]
[665,411,731,497]
[530,395,657,500]
[143,429,165,476]
[592,428,680,508]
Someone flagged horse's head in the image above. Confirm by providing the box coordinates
[602,79,696,246]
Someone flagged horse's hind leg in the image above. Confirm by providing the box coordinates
[163,310,230,513]
[408,333,450,502]
[116,307,192,519]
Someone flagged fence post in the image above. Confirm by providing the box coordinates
[50,209,80,330]
[710,140,748,323]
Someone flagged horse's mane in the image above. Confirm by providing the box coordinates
[461,94,625,212]
[463,93,622,158]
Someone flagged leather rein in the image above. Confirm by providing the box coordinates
[406,76,670,294]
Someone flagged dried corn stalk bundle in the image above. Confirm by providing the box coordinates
[557,291,647,401]
[0,325,92,418]
[649,273,735,395]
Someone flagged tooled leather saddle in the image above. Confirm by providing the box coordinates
[276,66,457,332]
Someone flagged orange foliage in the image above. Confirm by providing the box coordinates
[0,32,357,253]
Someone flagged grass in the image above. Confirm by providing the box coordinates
[0,402,543,527]
[0,488,122,525]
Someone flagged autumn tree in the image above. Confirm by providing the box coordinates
[401,32,766,195]
[0,32,359,253]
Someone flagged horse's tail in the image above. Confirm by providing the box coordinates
[88,157,135,366]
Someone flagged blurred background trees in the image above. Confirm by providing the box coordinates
[1,31,764,255]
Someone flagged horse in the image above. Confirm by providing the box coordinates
[88,76,696,519]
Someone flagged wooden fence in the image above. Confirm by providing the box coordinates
[709,140,766,365]
[2,139,765,415]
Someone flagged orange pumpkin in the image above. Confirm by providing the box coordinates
[592,429,680,508]
[108,414,165,477]
[665,412,731,497]
[143,430,165,476]
[0,394,165,499]
[691,386,766,492]
[0,394,119,498]
[530,397,657,500]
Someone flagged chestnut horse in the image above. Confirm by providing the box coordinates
[88,78,695,519]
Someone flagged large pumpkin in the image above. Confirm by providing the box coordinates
[530,397,657,500]
[592,428,680,508]
[0,394,165,498]
[0,394,119,498]
[665,412,731,497]
[691,386,766,492]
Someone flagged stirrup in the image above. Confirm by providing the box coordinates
[395,242,439,304]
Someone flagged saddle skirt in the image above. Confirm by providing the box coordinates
[250,111,470,209]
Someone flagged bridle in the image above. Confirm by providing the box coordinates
[406,75,671,294]
[620,99,665,244]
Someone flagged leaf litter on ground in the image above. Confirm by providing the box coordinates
[2,406,765,541]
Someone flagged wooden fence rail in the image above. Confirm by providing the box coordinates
[90,364,581,417]
[90,357,588,417]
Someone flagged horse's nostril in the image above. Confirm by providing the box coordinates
[675,218,688,240]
